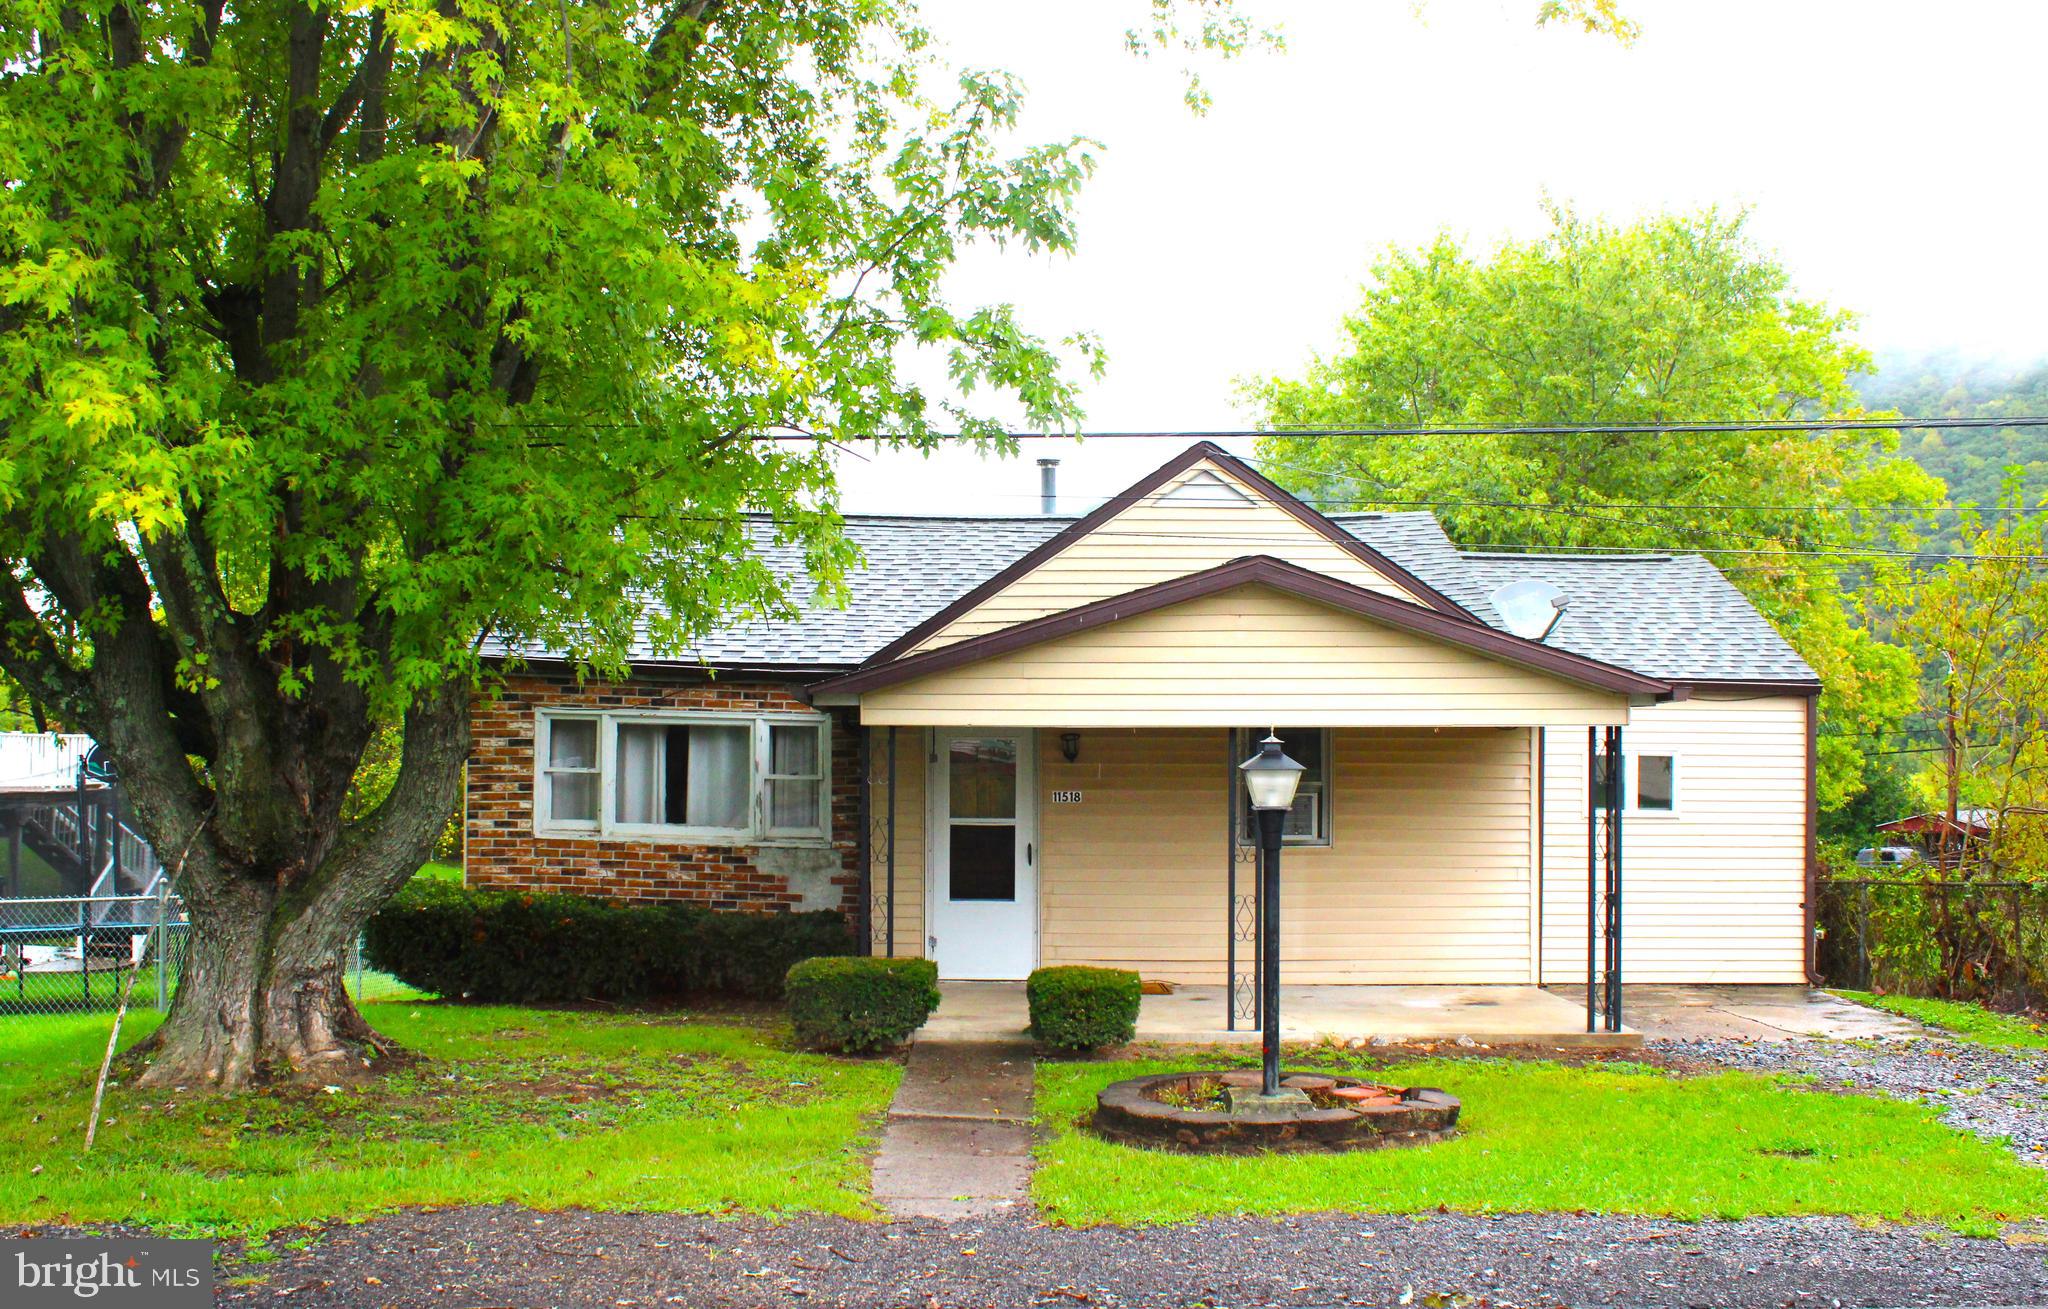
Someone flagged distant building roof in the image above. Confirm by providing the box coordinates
[1879,809,1996,836]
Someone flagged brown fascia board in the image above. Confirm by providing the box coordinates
[813,555,1674,699]
[483,652,852,683]
[855,441,1472,668]
[1673,677,1824,697]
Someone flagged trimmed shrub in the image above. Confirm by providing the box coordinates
[1027,965,1141,1051]
[784,956,941,1052]
[362,880,854,1003]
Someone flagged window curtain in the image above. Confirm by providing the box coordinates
[769,725,822,829]
[686,725,750,828]
[615,725,664,825]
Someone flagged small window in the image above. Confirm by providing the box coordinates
[1235,728,1330,846]
[765,723,828,836]
[1591,752,1678,816]
[1635,755,1675,812]
[535,710,829,841]
[543,718,600,826]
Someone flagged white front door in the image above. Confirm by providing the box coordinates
[930,729,1037,980]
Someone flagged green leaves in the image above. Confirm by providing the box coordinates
[0,0,1101,719]
[1249,203,1945,810]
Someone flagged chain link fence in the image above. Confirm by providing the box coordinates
[1816,877,2048,1009]
[1,890,425,1018]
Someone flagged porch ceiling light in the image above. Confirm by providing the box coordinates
[1239,732,1305,812]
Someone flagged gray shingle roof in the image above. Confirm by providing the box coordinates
[1451,552,1816,683]
[499,508,1815,686]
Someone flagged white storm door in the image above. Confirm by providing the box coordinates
[931,730,1037,980]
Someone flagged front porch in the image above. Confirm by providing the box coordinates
[917,980,1640,1047]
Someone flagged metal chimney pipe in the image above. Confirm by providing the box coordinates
[1037,458,1059,515]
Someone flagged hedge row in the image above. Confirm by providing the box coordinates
[785,956,942,1052]
[363,881,855,1003]
[1028,965,1142,1050]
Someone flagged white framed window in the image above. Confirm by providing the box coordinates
[1591,751,1680,817]
[1233,727,1332,847]
[534,709,831,843]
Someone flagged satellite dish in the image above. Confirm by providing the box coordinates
[1490,580,1569,642]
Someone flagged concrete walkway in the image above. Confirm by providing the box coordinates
[870,1040,1035,1221]
[918,980,1638,1046]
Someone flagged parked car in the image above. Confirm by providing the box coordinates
[1855,845,1924,869]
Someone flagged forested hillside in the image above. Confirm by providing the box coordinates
[1858,353,2048,507]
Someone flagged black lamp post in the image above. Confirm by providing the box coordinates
[1238,731,1305,1097]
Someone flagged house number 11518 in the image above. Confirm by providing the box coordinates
[1051,790,1083,804]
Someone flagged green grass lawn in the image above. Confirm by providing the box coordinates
[1034,1054,2048,1232]
[1832,989,2048,1051]
[1,1003,900,1238]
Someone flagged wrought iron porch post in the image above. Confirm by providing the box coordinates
[1603,724,1625,1033]
[1226,732,1237,1030]
[885,727,897,957]
[857,726,873,954]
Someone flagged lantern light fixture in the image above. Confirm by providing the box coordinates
[1239,731,1305,813]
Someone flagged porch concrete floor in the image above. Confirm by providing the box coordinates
[919,981,1639,1048]
[1615,984,1926,1042]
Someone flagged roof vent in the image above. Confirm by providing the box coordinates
[1037,458,1059,515]
[1161,468,1253,505]
[1489,579,1569,642]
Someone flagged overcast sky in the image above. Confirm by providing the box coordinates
[830,0,2048,515]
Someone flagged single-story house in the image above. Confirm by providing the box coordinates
[470,443,1820,1021]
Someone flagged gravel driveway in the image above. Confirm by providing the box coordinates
[185,1204,2048,1308]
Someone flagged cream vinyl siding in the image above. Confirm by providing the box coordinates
[860,585,1631,728]
[914,459,1430,652]
[875,730,927,959]
[1538,694,1810,985]
[1024,726,1538,984]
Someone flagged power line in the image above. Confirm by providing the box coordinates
[935,486,2041,518]
[793,415,2048,441]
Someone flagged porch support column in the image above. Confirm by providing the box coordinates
[1586,725,1626,1034]
[862,724,898,958]
[1225,730,1259,1031]
[857,726,873,954]
[885,727,898,957]
[1603,725,1625,1032]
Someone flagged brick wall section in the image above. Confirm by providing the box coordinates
[466,670,863,914]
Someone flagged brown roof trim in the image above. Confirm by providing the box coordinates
[814,555,1673,699]
[856,441,1471,667]
[1674,677,1823,698]
[483,653,849,683]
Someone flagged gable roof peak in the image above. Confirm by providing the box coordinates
[852,440,1476,666]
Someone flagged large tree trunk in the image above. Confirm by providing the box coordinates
[135,873,383,1087]
[123,685,471,1090]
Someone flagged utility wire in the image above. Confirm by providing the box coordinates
[805,415,2048,441]
[491,414,2048,438]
